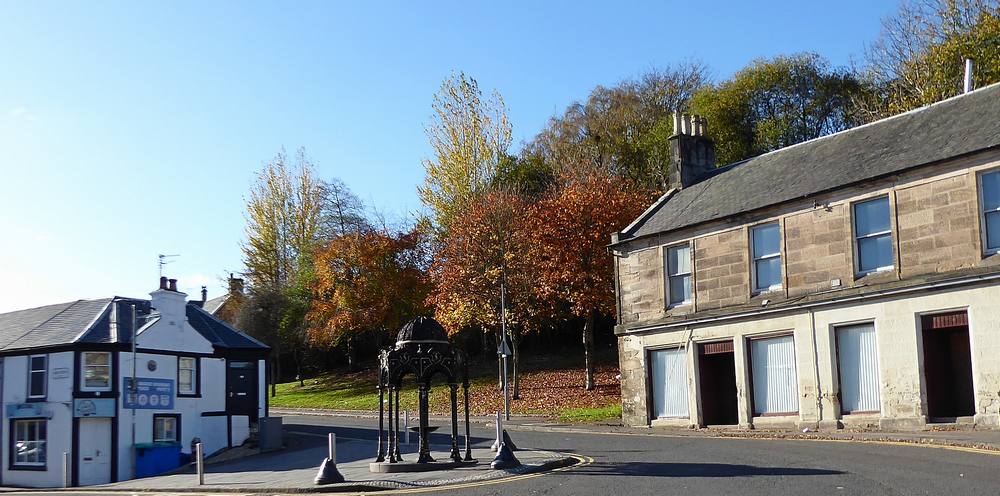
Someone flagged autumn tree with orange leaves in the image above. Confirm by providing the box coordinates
[429,188,536,398]
[308,228,431,367]
[530,170,657,390]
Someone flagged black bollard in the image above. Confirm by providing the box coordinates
[490,441,521,470]
[501,429,518,451]
[314,433,346,485]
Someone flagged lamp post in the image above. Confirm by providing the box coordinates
[499,281,511,421]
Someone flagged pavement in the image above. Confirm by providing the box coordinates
[54,418,575,494]
[5,411,1000,495]
[272,407,1000,452]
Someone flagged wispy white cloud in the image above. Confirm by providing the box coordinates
[8,106,37,122]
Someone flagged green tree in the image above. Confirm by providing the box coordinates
[690,53,862,166]
[524,62,708,189]
[240,148,328,391]
[419,72,512,232]
[858,0,1000,120]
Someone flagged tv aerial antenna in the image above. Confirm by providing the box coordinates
[158,254,179,277]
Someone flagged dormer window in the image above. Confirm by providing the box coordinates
[751,223,782,292]
[853,196,894,275]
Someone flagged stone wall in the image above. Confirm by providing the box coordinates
[896,172,981,277]
[784,204,854,297]
[694,229,748,310]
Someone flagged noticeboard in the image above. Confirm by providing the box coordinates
[122,377,174,409]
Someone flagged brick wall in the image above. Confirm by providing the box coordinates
[896,173,981,277]
[694,229,748,310]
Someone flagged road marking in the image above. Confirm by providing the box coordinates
[377,454,593,494]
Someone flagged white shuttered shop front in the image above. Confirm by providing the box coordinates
[750,335,799,415]
[650,347,689,418]
[836,323,881,413]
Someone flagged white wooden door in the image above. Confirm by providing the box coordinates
[750,335,799,415]
[78,418,111,486]
[837,323,881,413]
[650,348,689,418]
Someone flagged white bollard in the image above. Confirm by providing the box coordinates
[404,410,410,445]
[63,452,69,487]
[196,442,204,485]
[328,433,336,461]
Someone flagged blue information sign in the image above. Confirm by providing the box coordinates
[122,377,174,409]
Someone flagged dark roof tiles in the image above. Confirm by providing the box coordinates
[622,83,1000,241]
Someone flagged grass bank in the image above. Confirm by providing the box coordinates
[271,356,622,422]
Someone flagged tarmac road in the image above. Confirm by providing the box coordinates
[8,415,1000,495]
[292,415,1000,496]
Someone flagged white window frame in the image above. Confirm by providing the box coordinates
[750,223,782,293]
[153,415,179,443]
[27,355,47,399]
[80,351,112,392]
[11,418,47,467]
[178,357,197,395]
[852,195,894,276]
[664,243,692,307]
[978,168,1000,255]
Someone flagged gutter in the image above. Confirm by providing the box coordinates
[619,271,1000,335]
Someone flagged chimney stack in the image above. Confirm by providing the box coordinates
[159,276,168,290]
[669,111,716,189]
[168,278,178,292]
[201,286,207,303]
[228,274,245,295]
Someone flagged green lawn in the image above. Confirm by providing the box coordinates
[270,360,624,423]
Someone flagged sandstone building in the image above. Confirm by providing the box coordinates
[611,82,1000,431]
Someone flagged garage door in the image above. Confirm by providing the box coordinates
[750,335,799,415]
[650,347,689,419]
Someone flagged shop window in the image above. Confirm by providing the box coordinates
[11,419,47,468]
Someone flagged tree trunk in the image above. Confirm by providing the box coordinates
[583,312,595,391]
[297,349,304,387]
[346,337,355,371]
[511,329,520,400]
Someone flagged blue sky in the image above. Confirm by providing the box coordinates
[0,0,896,312]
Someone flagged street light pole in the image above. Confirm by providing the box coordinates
[500,281,510,421]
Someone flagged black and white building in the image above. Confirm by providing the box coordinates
[0,277,269,487]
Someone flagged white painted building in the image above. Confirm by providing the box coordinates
[0,277,269,487]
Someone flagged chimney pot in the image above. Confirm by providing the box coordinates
[159,276,168,290]
[168,278,178,292]
[201,286,207,303]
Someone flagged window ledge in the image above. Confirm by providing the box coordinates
[9,464,47,471]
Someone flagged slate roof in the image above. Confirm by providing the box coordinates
[0,299,111,352]
[619,82,1000,242]
[185,304,268,349]
[0,296,267,353]
[202,294,230,314]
